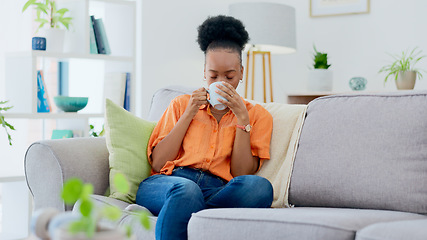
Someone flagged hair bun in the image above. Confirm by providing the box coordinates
[197,15,249,52]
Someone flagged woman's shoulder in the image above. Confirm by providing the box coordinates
[243,100,272,120]
[170,94,191,106]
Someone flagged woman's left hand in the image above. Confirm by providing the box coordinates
[216,81,249,123]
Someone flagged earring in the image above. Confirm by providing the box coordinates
[239,79,243,83]
[203,78,206,81]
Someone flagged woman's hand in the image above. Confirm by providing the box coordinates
[185,87,208,117]
[216,81,249,124]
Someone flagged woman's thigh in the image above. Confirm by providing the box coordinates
[205,175,273,208]
[135,174,203,215]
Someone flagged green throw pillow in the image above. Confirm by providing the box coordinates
[104,99,157,203]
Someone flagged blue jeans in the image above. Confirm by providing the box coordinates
[135,167,273,240]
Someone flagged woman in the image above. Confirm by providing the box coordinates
[136,15,273,240]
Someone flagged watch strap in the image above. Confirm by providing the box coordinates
[236,124,251,132]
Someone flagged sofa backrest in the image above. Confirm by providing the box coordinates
[147,85,195,121]
[289,91,427,214]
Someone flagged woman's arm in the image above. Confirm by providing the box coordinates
[216,82,259,176]
[151,88,208,172]
[231,115,260,176]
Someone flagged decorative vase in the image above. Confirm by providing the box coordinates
[40,28,66,53]
[349,77,367,91]
[395,71,416,90]
[307,69,333,91]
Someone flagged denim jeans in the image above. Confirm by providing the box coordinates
[135,167,273,240]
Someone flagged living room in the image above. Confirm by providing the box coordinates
[1,0,427,239]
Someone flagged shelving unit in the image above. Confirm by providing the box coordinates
[4,0,136,138]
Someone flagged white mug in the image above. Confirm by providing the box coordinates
[207,82,227,110]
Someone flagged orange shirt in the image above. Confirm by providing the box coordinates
[147,95,273,181]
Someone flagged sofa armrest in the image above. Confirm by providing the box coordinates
[25,137,109,212]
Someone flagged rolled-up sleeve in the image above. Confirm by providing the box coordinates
[147,96,185,163]
[250,105,273,162]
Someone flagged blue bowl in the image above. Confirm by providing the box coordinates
[54,96,88,112]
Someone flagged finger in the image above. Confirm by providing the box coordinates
[221,81,234,90]
[217,82,236,97]
[215,88,236,101]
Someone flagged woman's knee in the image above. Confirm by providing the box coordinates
[167,178,203,200]
[232,175,273,207]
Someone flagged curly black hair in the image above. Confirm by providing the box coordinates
[197,15,249,61]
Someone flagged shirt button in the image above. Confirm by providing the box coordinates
[214,129,217,133]
[206,159,211,163]
[210,145,214,149]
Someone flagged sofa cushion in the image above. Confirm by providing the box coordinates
[105,99,157,203]
[188,207,425,240]
[289,91,427,214]
[356,219,427,240]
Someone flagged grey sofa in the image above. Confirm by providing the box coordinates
[25,86,427,240]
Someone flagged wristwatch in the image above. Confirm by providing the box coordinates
[236,124,252,133]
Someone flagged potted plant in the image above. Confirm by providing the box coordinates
[379,47,426,90]
[0,101,15,146]
[32,173,150,239]
[307,45,333,91]
[58,172,150,239]
[22,0,73,52]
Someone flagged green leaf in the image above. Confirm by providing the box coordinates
[86,217,96,238]
[22,0,37,12]
[79,198,93,217]
[139,211,151,230]
[69,218,89,234]
[0,106,13,111]
[101,205,122,221]
[56,8,68,16]
[34,3,48,14]
[4,121,15,131]
[81,183,94,199]
[61,178,83,205]
[113,172,130,194]
[35,18,49,24]
[125,225,132,238]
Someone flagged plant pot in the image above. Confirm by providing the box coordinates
[53,226,130,240]
[395,71,416,90]
[40,28,66,53]
[307,69,333,91]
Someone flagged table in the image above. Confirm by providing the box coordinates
[286,92,340,104]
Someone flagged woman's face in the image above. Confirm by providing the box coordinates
[204,49,243,89]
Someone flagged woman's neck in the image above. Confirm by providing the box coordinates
[210,106,229,123]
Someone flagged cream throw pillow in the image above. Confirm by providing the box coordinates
[251,101,307,208]
[104,99,157,203]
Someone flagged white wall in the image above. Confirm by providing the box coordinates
[138,0,427,118]
[0,0,33,99]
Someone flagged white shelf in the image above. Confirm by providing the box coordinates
[6,51,134,62]
[4,0,134,141]
[2,113,104,119]
[90,0,136,5]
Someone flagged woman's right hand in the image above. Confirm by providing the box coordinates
[186,87,208,117]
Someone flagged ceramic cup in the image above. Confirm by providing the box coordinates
[207,82,227,110]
